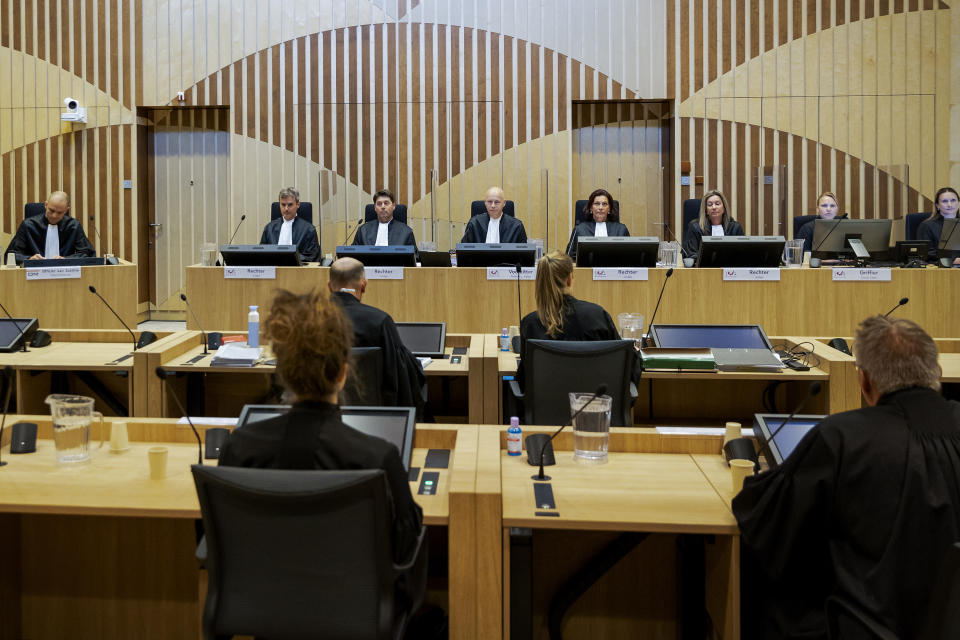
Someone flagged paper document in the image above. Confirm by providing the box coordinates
[210,344,263,367]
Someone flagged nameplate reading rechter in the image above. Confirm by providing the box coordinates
[592,267,649,281]
[365,266,404,280]
[25,266,82,280]
[487,267,536,280]
[224,266,276,279]
[722,268,780,282]
[831,268,892,282]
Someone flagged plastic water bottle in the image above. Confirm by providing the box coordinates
[500,327,510,351]
[248,305,260,347]
[507,416,522,456]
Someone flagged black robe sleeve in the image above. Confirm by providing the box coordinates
[917,218,941,261]
[797,220,815,254]
[681,220,703,261]
[379,318,426,416]
[295,219,321,262]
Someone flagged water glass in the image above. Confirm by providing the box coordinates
[617,313,645,348]
[569,393,613,464]
[200,242,217,266]
[783,239,804,268]
[658,241,680,267]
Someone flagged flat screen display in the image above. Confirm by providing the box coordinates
[752,413,825,467]
[454,243,538,267]
[335,245,417,267]
[575,236,660,267]
[0,318,38,352]
[649,324,773,349]
[395,322,446,358]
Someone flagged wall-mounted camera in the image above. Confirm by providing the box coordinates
[61,97,87,123]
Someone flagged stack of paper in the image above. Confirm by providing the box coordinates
[210,344,262,367]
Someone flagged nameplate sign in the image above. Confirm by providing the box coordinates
[25,266,82,280]
[487,267,536,280]
[224,266,276,279]
[722,268,780,282]
[831,268,892,282]
[365,266,404,280]
[592,267,649,281]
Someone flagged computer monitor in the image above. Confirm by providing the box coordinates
[648,324,774,350]
[454,243,538,267]
[938,218,960,254]
[220,244,302,266]
[395,322,447,358]
[0,317,39,352]
[810,218,893,259]
[335,245,417,267]
[575,236,660,267]
[752,413,825,467]
[695,236,785,268]
[235,404,417,469]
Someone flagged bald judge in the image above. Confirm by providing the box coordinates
[460,187,528,244]
[5,191,95,264]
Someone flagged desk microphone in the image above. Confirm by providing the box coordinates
[227,214,246,244]
[88,285,139,352]
[527,383,607,481]
[88,215,102,249]
[809,217,844,257]
[344,217,365,244]
[155,367,203,465]
[180,293,208,354]
[883,297,909,318]
[725,381,823,466]
[0,300,31,352]
[0,366,13,467]
[641,267,674,348]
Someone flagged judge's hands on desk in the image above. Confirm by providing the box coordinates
[28,254,63,260]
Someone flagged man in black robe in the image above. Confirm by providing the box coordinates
[5,191,96,264]
[353,189,417,247]
[733,315,960,638]
[328,257,425,417]
[259,186,320,262]
[460,186,528,243]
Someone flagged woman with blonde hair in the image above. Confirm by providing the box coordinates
[797,191,845,254]
[681,189,744,262]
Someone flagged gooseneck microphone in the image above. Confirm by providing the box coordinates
[88,215,102,248]
[810,218,843,256]
[226,214,246,245]
[0,300,31,352]
[344,217,365,244]
[641,267,674,348]
[180,293,208,354]
[724,381,823,466]
[939,217,960,264]
[528,383,608,481]
[88,285,138,352]
[758,381,823,455]
[883,297,909,318]
[155,367,203,465]
[0,366,13,467]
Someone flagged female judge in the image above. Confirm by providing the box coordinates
[797,191,845,254]
[565,189,630,260]
[917,187,960,264]
[681,190,744,262]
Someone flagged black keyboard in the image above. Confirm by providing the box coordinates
[23,257,109,268]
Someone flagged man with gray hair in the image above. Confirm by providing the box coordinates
[260,187,320,262]
[5,191,95,264]
[733,315,960,638]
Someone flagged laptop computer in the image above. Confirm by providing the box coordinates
[752,413,825,467]
[648,324,785,372]
[395,321,447,358]
[235,404,417,470]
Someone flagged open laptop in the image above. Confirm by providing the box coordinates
[235,404,417,470]
[648,324,784,372]
[395,321,447,358]
[752,413,825,467]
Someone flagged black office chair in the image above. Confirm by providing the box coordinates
[792,214,817,238]
[341,346,384,406]
[469,200,516,217]
[573,199,620,225]
[24,202,45,218]
[681,198,700,246]
[192,465,427,640]
[918,542,960,639]
[905,212,929,241]
[364,203,408,224]
[508,339,637,426]
[269,201,314,225]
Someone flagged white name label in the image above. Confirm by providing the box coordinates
[722,268,781,281]
[831,268,892,282]
[224,266,276,279]
[25,266,82,280]
[592,267,649,281]
[486,267,536,280]
[365,266,405,279]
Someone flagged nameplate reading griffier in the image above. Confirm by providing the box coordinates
[25,266,82,280]
[365,266,404,279]
[487,267,535,280]
[224,266,276,279]
[722,268,781,281]
[831,268,892,282]
[592,267,649,281]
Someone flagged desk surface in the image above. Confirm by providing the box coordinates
[0,342,133,370]
[500,451,737,534]
[941,353,960,383]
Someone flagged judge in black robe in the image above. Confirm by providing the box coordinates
[6,194,95,264]
[918,214,960,264]
[681,217,744,262]
[460,212,528,244]
[353,217,417,247]
[733,319,960,638]
[259,215,320,262]
[565,221,630,260]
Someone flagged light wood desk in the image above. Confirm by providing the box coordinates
[941,354,960,383]
[185,265,960,337]
[0,261,137,329]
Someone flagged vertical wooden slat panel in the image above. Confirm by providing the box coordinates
[492,33,502,156]
[398,23,408,204]
[123,125,132,259]
[450,26,461,177]
[335,29,345,176]
[437,25,447,184]
[310,33,319,165]
[323,32,332,171]
[529,43,539,147]
[556,52,565,135]
[517,40,526,145]
[273,44,282,148]
[543,45,553,137]
[387,24,397,195]
[297,38,306,158]
[463,27,473,171]
[347,28,358,187]
[258,50,268,143]
[666,0,675,97]
[680,0,689,100]
[477,29,487,161]
[360,25,370,194]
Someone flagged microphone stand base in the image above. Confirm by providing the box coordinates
[531,474,551,481]
[0,460,8,467]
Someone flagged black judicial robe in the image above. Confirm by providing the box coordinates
[352,218,417,247]
[5,213,95,264]
[681,218,744,262]
[797,213,847,254]
[564,221,630,259]
[460,213,528,244]
[259,216,320,262]
[917,215,960,262]
[332,292,425,416]
[732,387,960,639]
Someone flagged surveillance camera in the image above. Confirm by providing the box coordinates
[64,98,79,111]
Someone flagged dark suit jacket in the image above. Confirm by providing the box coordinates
[5,214,95,264]
[353,218,417,247]
[681,218,745,262]
[460,213,528,244]
[565,221,630,259]
[259,216,320,262]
